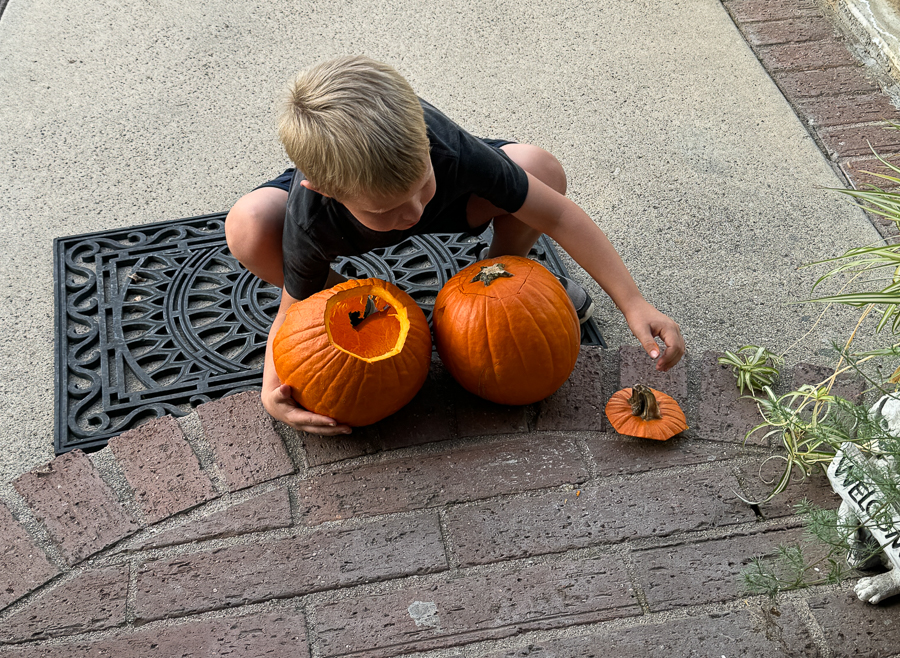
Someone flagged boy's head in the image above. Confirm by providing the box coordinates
[278,55,430,202]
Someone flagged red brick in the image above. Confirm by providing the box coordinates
[820,123,900,159]
[455,387,530,437]
[129,487,292,551]
[0,610,310,658]
[741,18,836,46]
[196,391,294,491]
[108,415,217,524]
[617,345,689,401]
[632,527,822,610]
[796,93,900,128]
[777,66,878,99]
[757,40,857,71]
[807,590,900,656]
[314,556,638,658]
[445,463,754,566]
[133,514,446,622]
[301,436,588,525]
[474,604,818,657]
[535,347,605,431]
[789,362,867,405]
[13,451,139,565]
[0,564,127,643]
[0,502,58,610]
[699,351,769,446]
[374,354,457,448]
[584,433,742,477]
[726,0,821,23]
[299,425,380,467]
[842,155,900,190]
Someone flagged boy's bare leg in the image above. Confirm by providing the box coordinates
[225,186,346,290]
[225,187,289,288]
[467,143,567,257]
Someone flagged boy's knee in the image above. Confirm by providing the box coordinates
[225,189,287,262]
[502,144,567,196]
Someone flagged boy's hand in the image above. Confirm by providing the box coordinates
[263,384,353,435]
[623,302,685,372]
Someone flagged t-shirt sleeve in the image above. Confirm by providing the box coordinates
[457,135,529,214]
[281,211,331,301]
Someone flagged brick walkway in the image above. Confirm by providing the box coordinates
[1,346,898,657]
[5,0,900,656]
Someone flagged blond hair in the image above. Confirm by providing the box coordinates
[277,56,430,200]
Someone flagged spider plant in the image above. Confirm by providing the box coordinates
[718,345,783,395]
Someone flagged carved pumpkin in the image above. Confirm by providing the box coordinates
[432,256,581,405]
[273,278,432,426]
[605,384,688,440]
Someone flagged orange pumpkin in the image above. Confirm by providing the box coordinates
[432,256,581,405]
[605,385,688,440]
[272,278,432,426]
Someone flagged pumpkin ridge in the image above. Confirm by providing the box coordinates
[520,281,561,367]
[504,294,549,386]
[288,338,344,403]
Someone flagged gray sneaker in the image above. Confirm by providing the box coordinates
[558,276,594,324]
[477,246,593,324]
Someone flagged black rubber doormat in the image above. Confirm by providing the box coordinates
[53,212,606,454]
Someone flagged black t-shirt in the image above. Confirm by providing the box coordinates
[281,99,529,300]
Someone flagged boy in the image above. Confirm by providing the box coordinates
[226,55,684,436]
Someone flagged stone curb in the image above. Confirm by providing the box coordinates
[725,0,900,239]
[1,347,890,658]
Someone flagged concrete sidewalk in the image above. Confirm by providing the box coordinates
[1,0,900,655]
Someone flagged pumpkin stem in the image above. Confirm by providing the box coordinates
[472,263,514,286]
[349,295,388,330]
[628,384,663,421]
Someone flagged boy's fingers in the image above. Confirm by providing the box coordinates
[269,384,352,434]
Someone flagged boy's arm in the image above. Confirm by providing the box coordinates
[514,172,684,371]
[262,288,352,434]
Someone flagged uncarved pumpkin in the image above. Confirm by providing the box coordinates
[432,256,581,405]
[272,278,432,426]
[605,385,688,440]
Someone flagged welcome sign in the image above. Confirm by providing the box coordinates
[826,443,900,573]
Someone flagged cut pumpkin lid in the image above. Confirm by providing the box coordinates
[605,384,688,441]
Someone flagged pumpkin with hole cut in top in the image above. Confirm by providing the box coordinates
[272,277,432,426]
[432,255,581,405]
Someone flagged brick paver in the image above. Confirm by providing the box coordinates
[12,450,139,564]
[807,591,900,657]
[300,436,588,525]
[633,527,816,611]
[0,565,128,643]
[698,351,769,445]
[133,514,447,622]
[127,487,292,551]
[0,610,310,658]
[0,501,58,609]
[446,463,753,566]
[584,433,741,476]
[313,556,638,658]
[473,604,819,657]
[535,347,605,431]
[108,415,217,524]
[196,391,295,491]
